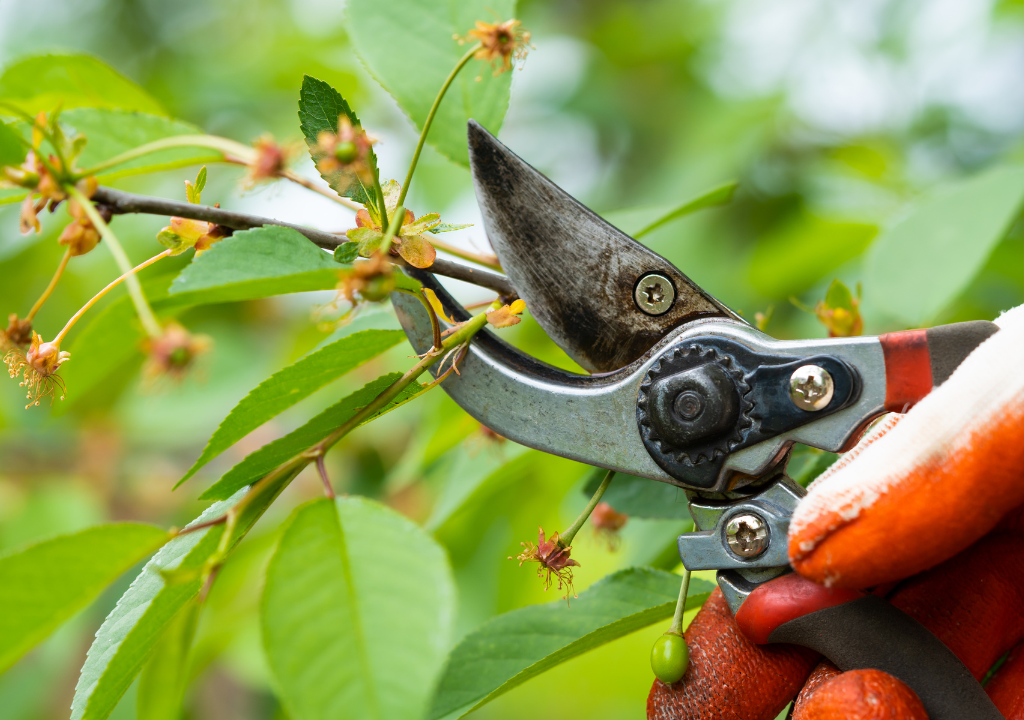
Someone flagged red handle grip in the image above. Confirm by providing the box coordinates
[879,320,998,412]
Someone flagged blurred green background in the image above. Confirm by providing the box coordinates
[3,0,1024,718]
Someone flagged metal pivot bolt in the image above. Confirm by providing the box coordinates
[789,364,834,411]
[725,513,769,558]
[634,273,675,316]
[674,390,704,420]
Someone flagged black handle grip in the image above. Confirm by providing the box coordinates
[926,320,1000,385]
[769,595,1002,720]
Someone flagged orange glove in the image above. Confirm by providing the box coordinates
[648,305,1024,719]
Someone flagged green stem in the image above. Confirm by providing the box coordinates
[560,470,615,546]
[396,44,480,209]
[316,301,497,452]
[52,249,171,346]
[26,248,71,321]
[372,168,389,231]
[378,205,405,257]
[76,134,254,178]
[669,568,692,635]
[67,186,163,339]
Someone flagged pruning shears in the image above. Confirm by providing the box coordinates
[392,122,1003,720]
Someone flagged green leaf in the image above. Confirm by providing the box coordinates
[429,568,713,720]
[581,470,691,519]
[429,222,472,234]
[71,496,240,720]
[70,109,224,181]
[186,166,207,204]
[633,182,738,238]
[863,164,1024,327]
[346,0,515,166]
[396,232,437,269]
[426,444,532,531]
[0,120,26,167]
[348,226,384,255]
[179,327,406,484]
[404,213,441,235]
[263,497,455,720]
[136,599,200,720]
[749,214,876,299]
[825,278,856,309]
[298,75,375,205]
[169,226,342,304]
[0,53,166,116]
[788,446,839,488]
[334,241,361,264]
[601,181,738,238]
[0,523,170,673]
[200,373,427,501]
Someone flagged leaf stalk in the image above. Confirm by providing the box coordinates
[396,44,481,209]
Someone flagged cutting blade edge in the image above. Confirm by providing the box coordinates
[468,120,739,373]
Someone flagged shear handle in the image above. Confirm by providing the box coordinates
[734,573,1001,720]
[880,320,999,412]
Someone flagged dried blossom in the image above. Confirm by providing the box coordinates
[58,197,110,256]
[754,306,774,332]
[591,502,629,551]
[813,279,863,337]
[142,322,212,383]
[245,135,295,186]
[479,423,505,442]
[459,19,532,75]
[1,314,32,351]
[313,116,375,193]
[4,332,70,408]
[336,252,395,303]
[9,112,95,234]
[512,526,580,601]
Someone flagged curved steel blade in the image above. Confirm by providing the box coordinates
[468,120,741,373]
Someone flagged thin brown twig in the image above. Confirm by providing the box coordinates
[174,514,228,537]
[90,186,517,297]
[464,296,500,310]
[315,454,335,499]
[425,237,501,270]
[280,169,362,210]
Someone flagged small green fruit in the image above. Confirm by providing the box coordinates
[360,275,395,302]
[334,141,358,163]
[650,631,689,684]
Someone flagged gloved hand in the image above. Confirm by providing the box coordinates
[648,305,1024,720]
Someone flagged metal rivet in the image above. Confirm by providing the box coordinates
[789,365,834,411]
[674,390,704,420]
[725,513,768,558]
[634,273,675,315]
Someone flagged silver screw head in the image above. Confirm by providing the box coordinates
[725,513,768,558]
[789,365,834,411]
[634,273,675,316]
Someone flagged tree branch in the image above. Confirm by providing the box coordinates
[92,186,517,298]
